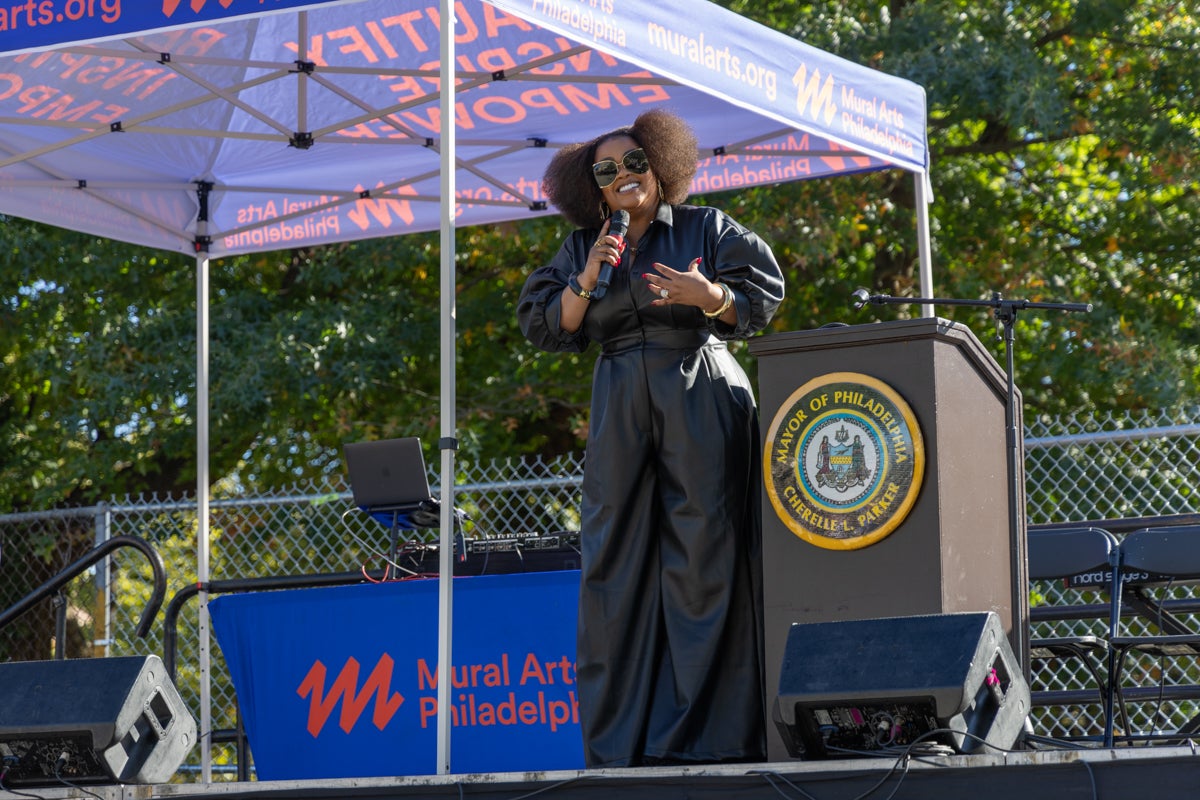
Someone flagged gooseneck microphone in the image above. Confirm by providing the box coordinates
[591,209,629,300]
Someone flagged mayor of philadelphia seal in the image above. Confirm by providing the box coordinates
[764,371,925,550]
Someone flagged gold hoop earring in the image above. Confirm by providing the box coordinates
[599,200,610,219]
[657,180,666,204]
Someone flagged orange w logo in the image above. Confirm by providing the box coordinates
[347,183,418,231]
[162,0,235,18]
[296,654,405,737]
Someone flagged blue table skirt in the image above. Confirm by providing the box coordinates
[209,570,584,778]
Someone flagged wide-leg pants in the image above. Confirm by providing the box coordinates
[576,333,767,768]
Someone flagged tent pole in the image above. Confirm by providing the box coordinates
[195,251,213,783]
[915,171,934,317]
[436,0,457,777]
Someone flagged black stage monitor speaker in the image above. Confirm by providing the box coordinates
[773,612,1030,759]
[0,655,197,786]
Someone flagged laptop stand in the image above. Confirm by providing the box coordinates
[360,499,470,577]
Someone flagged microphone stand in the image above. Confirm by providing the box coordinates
[852,290,1092,676]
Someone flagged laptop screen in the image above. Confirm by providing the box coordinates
[343,437,433,510]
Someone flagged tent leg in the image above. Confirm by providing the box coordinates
[915,171,934,317]
[196,252,213,783]
[436,0,457,777]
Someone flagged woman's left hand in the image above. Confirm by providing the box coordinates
[644,258,723,312]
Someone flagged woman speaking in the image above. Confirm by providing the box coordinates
[517,108,785,768]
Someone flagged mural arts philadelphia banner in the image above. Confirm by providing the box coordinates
[491,0,925,171]
[209,571,583,778]
[0,0,926,257]
[0,0,361,53]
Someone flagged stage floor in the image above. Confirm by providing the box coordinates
[25,747,1200,800]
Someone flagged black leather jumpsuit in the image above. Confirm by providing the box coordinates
[517,202,785,767]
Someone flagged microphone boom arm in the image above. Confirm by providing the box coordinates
[850,287,1092,677]
[853,290,1092,316]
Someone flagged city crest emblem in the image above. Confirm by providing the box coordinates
[764,372,925,550]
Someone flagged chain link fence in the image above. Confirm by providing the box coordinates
[1023,408,1200,742]
[2,407,1200,773]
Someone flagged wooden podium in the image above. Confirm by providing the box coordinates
[748,318,1028,761]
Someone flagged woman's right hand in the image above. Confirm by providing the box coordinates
[581,218,618,286]
[561,220,615,332]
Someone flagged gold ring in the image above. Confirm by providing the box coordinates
[594,239,604,248]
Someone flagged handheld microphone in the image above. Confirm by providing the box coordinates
[850,287,872,309]
[592,209,629,300]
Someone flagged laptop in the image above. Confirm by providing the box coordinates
[343,437,469,531]
[344,437,433,512]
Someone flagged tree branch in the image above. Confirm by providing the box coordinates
[937,131,1080,160]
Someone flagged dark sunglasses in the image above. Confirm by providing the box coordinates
[592,147,650,188]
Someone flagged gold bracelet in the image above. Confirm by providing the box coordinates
[703,282,734,318]
[567,273,593,300]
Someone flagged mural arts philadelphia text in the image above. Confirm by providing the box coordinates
[297,650,580,737]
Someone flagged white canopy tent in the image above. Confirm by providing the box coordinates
[0,0,930,777]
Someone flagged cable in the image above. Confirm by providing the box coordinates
[343,508,406,581]
[358,549,421,583]
[898,727,1105,800]
[473,535,492,575]
[750,721,1101,800]
[488,774,592,799]
[745,769,822,800]
[866,754,911,800]
[51,754,104,800]
[1079,758,1100,800]
[845,727,1025,800]
[342,507,426,582]
[0,768,48,800]
[754,771,798,800]
[852,756,911,800]
[913,727,1026,756]
[749,757,926,800]
[344,504,479,581]
[1020,732,1100,750]
[1146,578,1177,740]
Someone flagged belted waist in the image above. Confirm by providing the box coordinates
[600,329,723,356]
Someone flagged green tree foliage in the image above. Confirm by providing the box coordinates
[1,0,1196,507]
[726,0,1199,416]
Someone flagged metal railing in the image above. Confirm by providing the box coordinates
[0,535,166,647]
